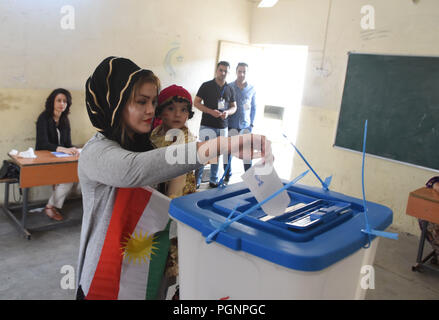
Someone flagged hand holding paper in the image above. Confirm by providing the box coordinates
[241,160,290,217]
[228,134,273,166]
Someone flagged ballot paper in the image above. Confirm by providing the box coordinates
[241,160,290,216]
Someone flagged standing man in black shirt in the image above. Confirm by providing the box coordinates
[194,61,237,188]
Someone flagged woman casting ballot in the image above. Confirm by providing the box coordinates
[76,57,272,299]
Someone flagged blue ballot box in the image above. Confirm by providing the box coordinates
[169,181,393,300]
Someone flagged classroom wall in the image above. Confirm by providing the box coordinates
[0,0,251,202]
[251,0,439,235]
[2,0,437,236]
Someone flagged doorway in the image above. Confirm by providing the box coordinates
[217,41,308,181]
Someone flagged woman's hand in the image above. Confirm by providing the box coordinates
[197,134,272,165]
[227,133,271,161]
[56,146,80,156]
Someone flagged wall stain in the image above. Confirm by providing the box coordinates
[360,29,391,41]
[0,92,14,111]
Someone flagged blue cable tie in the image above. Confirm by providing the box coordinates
[205,169,309,244]
[361,120,372,248]
[205,204,239,243]
[218,154,232,188]
[360,120,398,247]
[282,133,330,191]
[362,229,399,240]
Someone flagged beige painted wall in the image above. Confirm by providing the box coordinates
[251,0,439,235]
[0,0,251,201]
[2,0,437,236]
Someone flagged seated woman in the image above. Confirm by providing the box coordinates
[36,88,80,221]
[420,176,439,263]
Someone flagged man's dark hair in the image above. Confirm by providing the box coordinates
[217,61,230,69]
[236,62,248,70]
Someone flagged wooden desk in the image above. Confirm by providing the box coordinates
[1,151,79,239]
[407,187,439,224]
[406,187,439,272]
[10,151,79,188]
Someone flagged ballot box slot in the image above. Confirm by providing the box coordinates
[209,189,356,242]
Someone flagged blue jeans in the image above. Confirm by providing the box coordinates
[223,127,252,178]
[196,125,228,185]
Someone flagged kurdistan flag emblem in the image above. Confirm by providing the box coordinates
[84,187,172,300]
[121,229,159,264]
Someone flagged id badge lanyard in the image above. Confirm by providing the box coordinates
[218,85,226,111]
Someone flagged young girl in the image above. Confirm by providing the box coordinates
[76,57,271,300]
[150,85,197,198]
[150,85,196,299]
[35,88,80,221]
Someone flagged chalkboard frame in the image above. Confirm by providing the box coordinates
[333,52,439,173]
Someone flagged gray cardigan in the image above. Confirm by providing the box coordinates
[76,132,201,295]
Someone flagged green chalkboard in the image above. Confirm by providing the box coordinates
[335,53,439,171]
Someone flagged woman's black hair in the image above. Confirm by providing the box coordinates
[111,122,155,153]
[45,88,72,128]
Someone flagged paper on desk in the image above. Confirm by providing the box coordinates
[51,152,72,158]
[18,147,36,158]
[51,149,82,157]
[241,160,290,216]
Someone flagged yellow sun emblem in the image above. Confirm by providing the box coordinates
[121,229,159,265]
